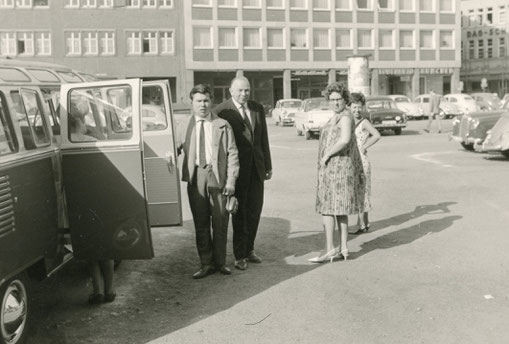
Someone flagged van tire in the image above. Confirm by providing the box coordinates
[1,273,30,344]
[502,149,509,158]
[461,142,474,151]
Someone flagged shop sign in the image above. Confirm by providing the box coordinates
[466,27,507,38]
[378,69,414,75]
[293,70,327,76]
[420,67,454,74]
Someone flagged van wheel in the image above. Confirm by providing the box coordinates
[502,149,509,158]
[461,142,474,151]
[1,273,30,344]
[394,128,402,135]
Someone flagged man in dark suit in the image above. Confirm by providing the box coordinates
[213,76,272,271]
[424,89,442,134]
[178,84,239,279]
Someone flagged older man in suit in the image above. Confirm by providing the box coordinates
[424,89,442,134]
[213,76,272,271]
[179,84,239,279]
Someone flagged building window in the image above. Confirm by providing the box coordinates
[290,28,307,48]
[313,29,330,49]
[419,30,433,49]
[0,33,16,56]
[159,31,174,54]
[99,31,115,55]
[65,0,79,7]
[335,29,351,48]
[478,39,484,59]
[356,0,371,10]
[127,31,142,54]
[499,6,506,25]
[99,0,113,7]
[313,0,329,10]
[35,32,51,55]
[379,29,393,49]
[439,31,453,49]
[126,0,140,7]
[487,38,493,58]
[15,0,31,8]
[499,37,505,57]
[143,0,156,7]
[267,28,284,48]
[477,8,483,26]
[243,28,261,48]
[468,9,475,26]
[243,0,260,7]
[357,29,372,48]
[419,0,432,11]
[192,0,211,6]
[486,7,493,24]
[266,0,283,8]
[83,31,98,55]
[290,0,306,9]
[218,0,236,7]
[17,32,34,55]
[142,32,157,54]
[82,0,97,7]
[158,0,173,8]
[399,0,413,11]
[399,30,414,48]
[34,0,49,7]
[65,32,81,55]
[468,40,474,59]
[218,28,237,48]
[377,0,392,11]
[439,0,452,12]
[335,0,350,10]
[193,27,212,48]
[0,0,15,8]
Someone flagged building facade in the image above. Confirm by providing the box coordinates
[461,0,509,96]
[0,0,188,103]
[185,0,462,107]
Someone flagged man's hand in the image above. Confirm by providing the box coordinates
[265,170,273,180]
[223,185,235,196]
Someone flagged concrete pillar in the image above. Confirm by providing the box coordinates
[411,68,420,99]
[370,69,379,96]
[347,54,371,96]
[283,69,292,99]
[183,69,194,103]
[236,70,244,77]
[328,69,336,85]
[451,68,460,93]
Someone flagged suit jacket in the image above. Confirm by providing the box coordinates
[430,94,441,114]
[177,113,239,190]
[212,98,272,183]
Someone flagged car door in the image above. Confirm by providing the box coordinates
[141,80,182,227]
[59,79,154,260]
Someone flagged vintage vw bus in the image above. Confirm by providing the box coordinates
[0,65,181,344]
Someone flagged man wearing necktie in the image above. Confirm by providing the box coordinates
[213,77,273,271]
[178,84,239,279]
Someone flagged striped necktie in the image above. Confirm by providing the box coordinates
[198,120,207,167]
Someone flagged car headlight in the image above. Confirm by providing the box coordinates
[419,108,424,114]
[395,115,401,121]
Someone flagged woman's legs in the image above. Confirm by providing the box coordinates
[362,212,370,229]
[336,215,349,254]
[88,260,102,295]
[99,260,115,295]
[321,215,336,253]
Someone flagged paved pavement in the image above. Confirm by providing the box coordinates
[29,118,509,344]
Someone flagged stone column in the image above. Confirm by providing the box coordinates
[283,69,292,99]
[328,69,336,85]
[411,68,420,99]
[370,69,379,96]
[347,54,371,96]
[451,68,460,93]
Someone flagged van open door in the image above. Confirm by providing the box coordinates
[141,80,182,226]
[59,79,154,260]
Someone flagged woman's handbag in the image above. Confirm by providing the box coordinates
[226,196,238,214]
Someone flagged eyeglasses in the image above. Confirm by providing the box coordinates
[329,98,344,102]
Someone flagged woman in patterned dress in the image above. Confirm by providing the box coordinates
[349,93,381,234]
[310,83,365,263]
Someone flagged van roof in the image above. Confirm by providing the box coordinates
[0,58,74,71]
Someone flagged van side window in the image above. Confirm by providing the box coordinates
[0,93,17,155]
[141,85,168,131]
[69,85,133,143]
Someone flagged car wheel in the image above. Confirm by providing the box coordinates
[394,128,402,135]
[1,273,30,344]
[502,149,509,158]
[461,142,474,151]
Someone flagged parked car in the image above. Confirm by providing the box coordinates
[364,96,407,135]
[388,95,424,120]
[501,93,509,107]
[294,97,333,139]
[479,112,509,157]
[443,93,479,115]
[450,101,507,150]
[413,94,462,119]
[470,92,502,111]
[272,98,302,126]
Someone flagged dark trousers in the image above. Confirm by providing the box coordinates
[187,166,229,267]
[232,164,264,260]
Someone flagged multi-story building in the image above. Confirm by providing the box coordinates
[0,0,188,103]
[461,0,509,96]
[185,0,462,106]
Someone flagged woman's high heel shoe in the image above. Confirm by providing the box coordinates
[308,248,338,263]
[334,247,349,261]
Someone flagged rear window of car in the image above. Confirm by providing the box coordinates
[394,97,409,103]
[0,67,31,82]
[57,71,83,83]
[27,69,59,83]
[305,99,328,111]
[463,96,474,100]
[282,101,302,108]
[366,100,397,110]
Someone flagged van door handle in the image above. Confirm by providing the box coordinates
[165,151,174,174]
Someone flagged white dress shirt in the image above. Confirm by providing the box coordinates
[195,114,213,166]
[232,98,254,129]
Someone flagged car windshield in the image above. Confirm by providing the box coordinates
[463,95,474,101]
[281,100,302,108]
[304,99,329,111]
[394,97,409,103]
[366,100,397,110]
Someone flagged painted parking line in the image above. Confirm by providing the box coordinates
[410,151,458,168]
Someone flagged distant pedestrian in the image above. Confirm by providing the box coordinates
[310,82,365,263]
[177,84,239,279]
[213,76,272,271]
[424,90,442,133]
[349,92,381,234]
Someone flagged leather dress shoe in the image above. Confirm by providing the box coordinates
[248,250,262,263]
[217,265,232,275]
[192,266,215,279]
[234,259,247,270]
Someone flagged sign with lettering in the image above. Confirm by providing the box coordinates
[466,27,508,38]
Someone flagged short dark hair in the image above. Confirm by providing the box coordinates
[189,84,213,100]
[350,92,366,106]
[324,82,350,104]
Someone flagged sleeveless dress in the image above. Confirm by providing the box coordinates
[315,110,365,215]
[354,118,372,211]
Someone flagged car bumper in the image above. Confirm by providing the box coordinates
[373,123,406,129]
[282,118,295,125]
